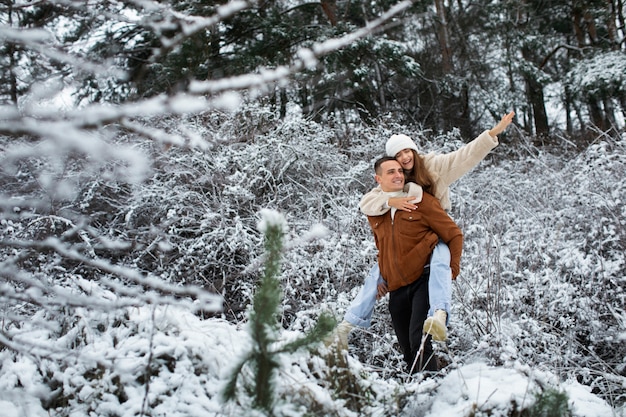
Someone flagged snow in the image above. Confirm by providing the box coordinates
[425,362,536,416]
[0,297,620,417]
[565,379,617,417]
[258,208,289,234]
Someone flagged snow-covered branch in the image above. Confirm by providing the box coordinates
[189,1,413,94]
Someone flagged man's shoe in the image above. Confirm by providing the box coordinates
[324,320,354,349]
[423,310,447,341]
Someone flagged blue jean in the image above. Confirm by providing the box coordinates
[344,241,452,328]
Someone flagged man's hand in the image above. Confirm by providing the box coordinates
[376,281,388,300]
[489,111,515,137]
[388,196,418,212]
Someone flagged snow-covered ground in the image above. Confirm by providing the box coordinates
[0,303,618,417]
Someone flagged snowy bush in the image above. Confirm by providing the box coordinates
[451,133,626,407]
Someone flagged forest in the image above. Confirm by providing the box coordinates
[1,1,625,416]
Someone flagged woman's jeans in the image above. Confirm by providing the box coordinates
[343,240,451,328]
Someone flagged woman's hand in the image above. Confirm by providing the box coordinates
[388,196,418,212]
[376,281,388,300]
[489,111,515,137]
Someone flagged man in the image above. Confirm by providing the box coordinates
[331,112,514,348]
[366,156,463,373]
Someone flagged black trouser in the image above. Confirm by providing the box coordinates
[388,267,438,373]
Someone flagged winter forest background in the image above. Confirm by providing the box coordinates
[1,1,625,416]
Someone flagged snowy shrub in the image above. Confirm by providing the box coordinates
[451,131,626,407]
[566,51,626,101]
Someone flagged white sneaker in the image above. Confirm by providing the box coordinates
[324,320,354,348]
[423,310,447,341]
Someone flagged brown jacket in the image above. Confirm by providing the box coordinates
[367,192,463,292]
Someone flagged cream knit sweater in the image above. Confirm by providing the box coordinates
[360,130,498,214]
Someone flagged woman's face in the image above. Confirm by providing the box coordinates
[394,148,414,171]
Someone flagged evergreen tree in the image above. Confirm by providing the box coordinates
[529,388,572,417]
[0,1,75,106]
[222,209,336,415]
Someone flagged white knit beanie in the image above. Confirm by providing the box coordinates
[385,134,418,157]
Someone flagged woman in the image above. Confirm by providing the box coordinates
[331,111,515,352]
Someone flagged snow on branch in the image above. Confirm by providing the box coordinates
[0,92,240,148]
[1,237,223,313]
[157,1,250,53]
[0,26,125,79]
[189,0,413,94]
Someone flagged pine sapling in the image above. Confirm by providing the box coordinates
[222,209,335,415]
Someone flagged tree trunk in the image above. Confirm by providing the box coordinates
[525,76,549,137]
[606,0,619,48]
[574,101,586,131]
[584,10,599,44]
[374,61,386,112]
[320,0,338,26]
[521,45,549,137]
[6,2,18,104]
[8,43,18,105]
[208,26,223,79]
[564,86,574,134]
[572,7,586,47]
[619,95,626,123]
[434,0,453,74]
[616,0,626,44]
[280,89,287,119]
[603,97,617,129]
[588,97,605,129]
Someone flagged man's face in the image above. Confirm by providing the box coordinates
[375,160,405,192]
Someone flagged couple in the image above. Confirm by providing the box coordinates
[330,112,515,374]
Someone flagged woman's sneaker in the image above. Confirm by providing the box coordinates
[423,310,447,341]
[323,320,354,349]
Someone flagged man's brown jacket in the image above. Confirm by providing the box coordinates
[367,192,463,292]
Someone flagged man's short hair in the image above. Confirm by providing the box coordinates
[374,156,399,174]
